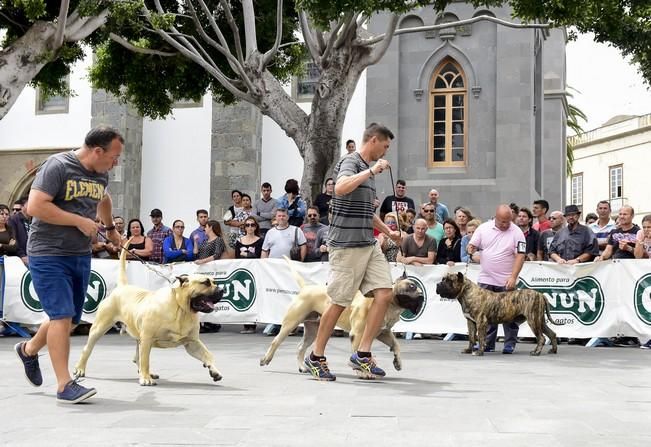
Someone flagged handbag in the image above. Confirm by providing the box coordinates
[289,227,301,261]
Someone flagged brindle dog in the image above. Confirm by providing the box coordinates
[436,272,559,356]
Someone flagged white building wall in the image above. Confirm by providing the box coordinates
[140,96,213,231]
[260,71,367,196]
[568,114,651,223]
[0,56,92,150]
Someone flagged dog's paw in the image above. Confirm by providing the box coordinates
[472,350,484,356]
[209,368,223,382]
[548,348,558,354]
[73,367,85,378]
[462,348,472,354]
[150,373,160,379]
[393,356,402,371]
[259,357,270,367]
[139,377,157,386]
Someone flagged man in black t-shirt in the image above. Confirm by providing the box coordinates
[379,179,415,220]
[596,206,640,261]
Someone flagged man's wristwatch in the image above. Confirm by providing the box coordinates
[104,225,116,232]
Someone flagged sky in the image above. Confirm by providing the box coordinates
[566,33,651,132]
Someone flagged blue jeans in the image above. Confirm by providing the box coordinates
[29,255,91,324]
[478,283,519,349]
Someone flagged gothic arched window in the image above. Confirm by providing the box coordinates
[429,58,467,167]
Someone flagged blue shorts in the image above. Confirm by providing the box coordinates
[28,255,91,324]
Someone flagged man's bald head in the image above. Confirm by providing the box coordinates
[495,204,513,231]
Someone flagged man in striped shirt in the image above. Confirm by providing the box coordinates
[304,123,401,381]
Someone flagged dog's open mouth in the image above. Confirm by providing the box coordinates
[190,288,223,313]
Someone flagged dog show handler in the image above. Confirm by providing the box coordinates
[14,126,123,404]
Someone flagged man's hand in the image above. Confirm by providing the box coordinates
[505,277,517,290]
[77,217,99,237]
[372,159,390,175]
[319,244,328,253]
[106,229,121,246]
[618,240,630,252]
[388,230,402,243]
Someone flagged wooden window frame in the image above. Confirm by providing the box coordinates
[571,173,583,206]
[428,58,468,168]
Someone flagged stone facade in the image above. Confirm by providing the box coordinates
[367,4,567,220]
[90,89,144,222]
[210,101,263,217]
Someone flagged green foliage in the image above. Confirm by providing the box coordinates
[11,0,47,20]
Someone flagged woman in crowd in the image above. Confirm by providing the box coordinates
[313,178,334,225]
[235,217,263,334]
[634,214,651,260]
[454,207,473,236]
[224,189,244,248]
[460,218,482,263]
[436,218,462,265]
[278,178,307,227]
[123,218,153,261]
[377,212,401,262]
[0,204,17,256]
[194,220,230,264]
[235,216,264,260]
[163,219,194,263]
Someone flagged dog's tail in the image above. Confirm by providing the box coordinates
[282,255,305,289]
[118,238,133,287]
[545,300,564,325]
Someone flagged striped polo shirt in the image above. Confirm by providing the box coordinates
[328,152,376,248]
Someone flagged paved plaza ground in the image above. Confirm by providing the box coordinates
[1,327,650,447]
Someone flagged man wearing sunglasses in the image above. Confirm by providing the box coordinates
[537,211,564,261]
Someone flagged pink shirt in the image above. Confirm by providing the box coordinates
[469,220,526,287]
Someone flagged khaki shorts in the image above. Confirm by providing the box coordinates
[327,244,393,307]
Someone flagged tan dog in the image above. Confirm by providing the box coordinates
[260,259,424,372]
[74,244,224,385]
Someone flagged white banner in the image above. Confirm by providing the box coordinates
[1,256,651,338]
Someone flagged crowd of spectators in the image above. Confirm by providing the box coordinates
[2,152,651,347]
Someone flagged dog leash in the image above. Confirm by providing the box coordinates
[97,232,175,285]
[387,165,408,277]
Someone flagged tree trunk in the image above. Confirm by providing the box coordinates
[0,22,58,120]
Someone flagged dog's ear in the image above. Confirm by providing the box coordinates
[176,275,189,286]
[457,272,464,281]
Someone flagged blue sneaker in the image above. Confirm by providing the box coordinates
[502,345,515,354]
[57,379,97,404]
[14,342,42,387]
[472,343,495,352]
[349,353,385,379]
[303,356,336,381]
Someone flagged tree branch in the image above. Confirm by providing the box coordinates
[219,0,245,64]
[109,32,176,56]
[187,1,242,74]
[241,0,258,57]
[64,9,109,41]
[333,12,357,49]
[366,14,399,66]
[53,0,70,49]
[298,11,322,65]
[141,5,254,103]
[321,14,348,62]
[261,0,284,68]
[362,14,551,46]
